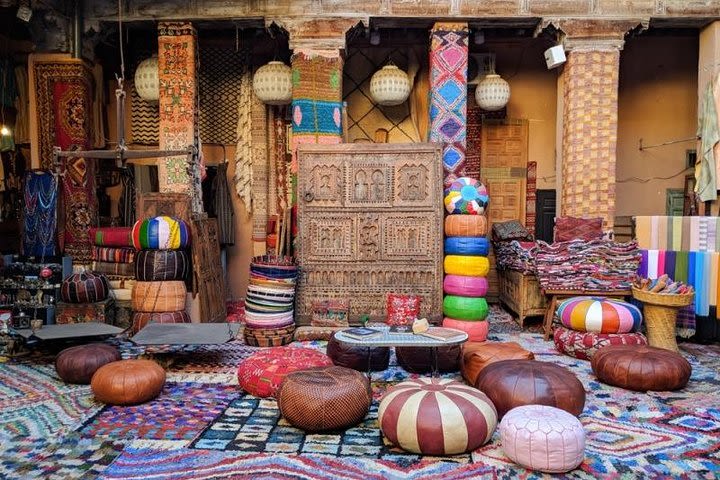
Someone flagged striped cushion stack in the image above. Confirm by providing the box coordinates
[89,228,138,300]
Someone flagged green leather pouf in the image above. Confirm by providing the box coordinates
[443,295,489,321]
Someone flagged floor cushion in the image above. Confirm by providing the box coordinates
[444,177,489,215]
[132,216,191,250]
[131,311,190,335]
[461,341,534,386]
[443,295,489,320]
[554,326,648,360]
[379,378,497,455]
[444,255,490,277]
[135,249,190,281]
[396,345,461,374]
[444,237,490,256]
[591,344,692,391]
[277,366,372,432]
[443,317,488,342]
[445,214,488,237]
[55,343,121,384]
[443,274,488,297]
[500,405,585,473]
[327,332,390,371]
[475,360,586,418]
[237,347,333,398]
[91,359,166,405]
[557,296,642,334]
[61,271,109,303]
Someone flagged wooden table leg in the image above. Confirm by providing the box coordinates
[543,295,558,341]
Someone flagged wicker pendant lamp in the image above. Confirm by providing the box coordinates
[370,63,411,106]
[475,55,510,111]
[134,55,159,102]
[253,61,292,105]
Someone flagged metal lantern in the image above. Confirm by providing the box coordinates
[134,55,159,102]
[370,64,411,106]
[475,73,510,111]
[253,61,292,105]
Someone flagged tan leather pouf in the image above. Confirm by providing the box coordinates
[91,359,166,405]
[591,345,691,391]
[461,341,535,386]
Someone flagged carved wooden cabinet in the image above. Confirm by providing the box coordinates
[498,269,547,327]
[296,144,444,325]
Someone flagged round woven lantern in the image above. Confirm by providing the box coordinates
[370,64,411,106]
[253,61,292,106]
[475,74,510,111]
[134,56,159,102]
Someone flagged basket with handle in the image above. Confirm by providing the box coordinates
[631,286,694,352]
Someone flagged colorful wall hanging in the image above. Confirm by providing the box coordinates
[23,170,57,257]
[429,23,468,187]
[233,48,253,213]
[251,91,269,255]
[526,161,537,233]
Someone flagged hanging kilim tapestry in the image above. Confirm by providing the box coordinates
[466,99,482,180]
[233,49,252,213]
[251,91,269,255]
[274,109,290,214]
[23,170,57,257]
[526,161,537,234]
[198,47,244,145]
[429,23,468,187]
[157,22,203,213]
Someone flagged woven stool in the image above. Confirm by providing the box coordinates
[632,287,694,352]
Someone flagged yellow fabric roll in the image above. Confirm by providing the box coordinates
[444,255,489,277]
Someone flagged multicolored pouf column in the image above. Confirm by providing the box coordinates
[442,177,490,341]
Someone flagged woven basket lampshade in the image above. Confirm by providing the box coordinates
[370,64,411,106]
[253,61,292,105]
[134,56,159,102]
[476,74,510,111]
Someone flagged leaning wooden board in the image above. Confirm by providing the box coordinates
[296,143,444,325]
[190,216,226,323]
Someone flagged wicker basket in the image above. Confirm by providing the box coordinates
[244,324,296,347]
[632,287,694,352]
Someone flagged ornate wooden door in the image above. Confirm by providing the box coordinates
[297,144,444,325]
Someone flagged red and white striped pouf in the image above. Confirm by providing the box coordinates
[378,378,497,455]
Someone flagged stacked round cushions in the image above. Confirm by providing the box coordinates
[130,216,191,334]
[443,177,490,341]
[378,378,497,455]
[237,347,333,398]
[553,296,647,360]
[55,343,121,384]
[61,271,110,304]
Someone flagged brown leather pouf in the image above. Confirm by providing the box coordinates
[55,343,121,384]
[461,341,535,386]
[91,359,166,405]
[476,360,586,418]
[591,345,692,392]
[277,366,372,432]
[327,333,390,371]
[395,345,461,373]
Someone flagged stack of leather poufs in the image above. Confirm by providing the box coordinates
[553,296,647,360]
[442,177,490,341]
[243,255,297,346]
[130,216,191,334]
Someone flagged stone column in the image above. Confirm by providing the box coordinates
[429,22,469,187]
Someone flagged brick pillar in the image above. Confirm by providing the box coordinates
[429,22,469,187]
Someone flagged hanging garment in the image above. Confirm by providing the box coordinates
[118,166,136,227]
[696,77,719,202]
[212,162,235,246]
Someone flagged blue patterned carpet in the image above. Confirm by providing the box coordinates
[1,305,719,479]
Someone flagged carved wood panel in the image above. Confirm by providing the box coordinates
[190,216,226,323]
[297,144,444,325]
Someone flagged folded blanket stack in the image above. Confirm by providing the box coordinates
[494,241,537,274]
[89,227,137,301]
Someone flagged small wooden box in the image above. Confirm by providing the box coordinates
[498,270,547,327]
[56,298,115,325]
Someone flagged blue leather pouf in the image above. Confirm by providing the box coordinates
[444,236,490,256]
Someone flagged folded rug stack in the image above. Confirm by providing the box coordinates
[89,227,137,301]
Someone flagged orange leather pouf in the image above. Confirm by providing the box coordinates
[91,359,166,405]
[461,341,535,386]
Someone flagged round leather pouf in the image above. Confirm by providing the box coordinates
[327,333,390,371]
[444,255,490,277]
[557,296,642,334]
[444,177,489,215]
[379,378,497,455]
[554,326,647,361]
[131,281,187,312]
[444,237,490,256]
[131,216,191,250]
[277,366,372,432]
[443,295,489,320]
[500,405,585,473]
[443,275,488,297]
[443,317,488,342]
[461,341,534,386]
[591,344,691,391]
[91,359,166,405]
[55,343,121,384]
[135,249,190,281]
[396,345,461,373]
[131,311,190,335]
[475,360,586,418]
[237,347,333,398]
[445,214,488,237]
[61,271,109,303]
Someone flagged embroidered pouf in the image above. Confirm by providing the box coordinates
[591,345,692,391]
[444,177,489,215]
[61,271,109,303]
[443,275,488,297]
[55,343,121,384]
[443,295,489,320]
[461,341,534,386]
[475,360,586,418]
[131,311,191,335]
[237,347,333,398]
[327,332,390,372]
[134,249,190,281]
[131,281,187,312]
[91,359,166,405]
[277,366,372,432]
[396,345,461,373]
[444,255,490,277]
[445,214,488,237]
[554,326,648,360]
[378,378,497,455]
[444,237,490,256]
[500,405,585,473]
[557,297,642,334]
[443,317,488,342]
[243,324,296,347]
[131,216,191,250]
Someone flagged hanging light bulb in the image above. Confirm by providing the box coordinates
[370,63,411,106]
[253,61,292,105]
[0,125,9,136]
[134,55,159,102]
[475,55,510,111]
